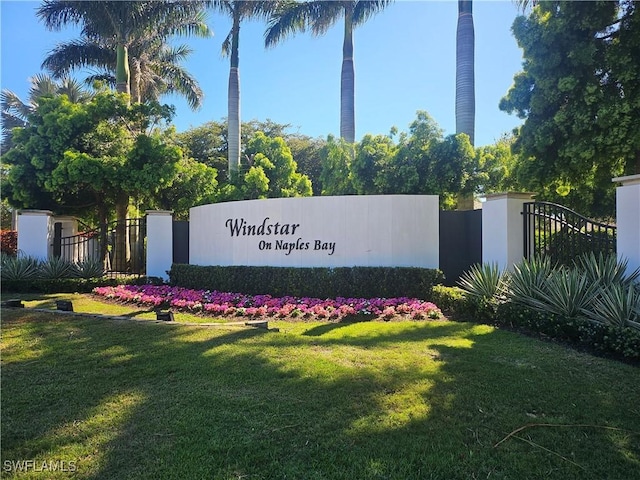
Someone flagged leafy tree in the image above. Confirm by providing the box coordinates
[351,133,397,194]
[174,118,313,183]
[266,0,394,143]
[500,0,639,217]
[1,74,91,151]
[319,134,356,195]
[243,132,312,198]
[174,121,229,176]
[145,157,219,220]
[287,134,327,195]
[37,0,210,107]
[1,91,184,265]
[474,134,523,195]
[425,133,476,208]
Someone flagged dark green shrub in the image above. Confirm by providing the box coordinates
[495,302,639,364]
[168,264,444,299]
[1,277,121,294]
[430,285,466,313]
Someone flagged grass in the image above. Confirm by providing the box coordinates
[1,294,639,479]
[1,293,228,324]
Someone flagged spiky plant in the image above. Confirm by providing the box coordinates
[75,257,105,279]
[508,256,554,308]
[458,263,507,301]
[574,252,640,288]
[582,283,640,331]
[40,256,77,279]
[527,268,599,319]
[0,254,42,281]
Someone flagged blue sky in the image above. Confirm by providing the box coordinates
[1,0,525,147]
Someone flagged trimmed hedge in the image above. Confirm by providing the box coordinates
[1,275,164,294]
[168,264,445,299]
[1,278,121,294]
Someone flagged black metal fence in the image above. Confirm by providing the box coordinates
[523,201,616,266]
[53,218,146,276]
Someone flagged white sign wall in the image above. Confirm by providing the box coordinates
[190,195,439,268]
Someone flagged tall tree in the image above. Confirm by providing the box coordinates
[266,0,393,143]
[37,0,210,106]
[209,1,278,178]
[1,92,184,267]
[500,0,639,217]
[455,0,475,146]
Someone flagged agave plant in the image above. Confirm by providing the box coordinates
[75,257,105,279]
[574,252,640,288]
[527,268,599,319]
[508,256,554,308]
[39,256,77,279]
[458,263,507,301]
[0,254,42,280]
[582,283,640,331]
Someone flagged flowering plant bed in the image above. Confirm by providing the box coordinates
[92,284,443,322]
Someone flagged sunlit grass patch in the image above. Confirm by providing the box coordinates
[2,306,639,479]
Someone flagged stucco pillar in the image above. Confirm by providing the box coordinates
[482,193,535,271]
[146,210,173,280]
[16,210,53,260]
[613,175,640,273]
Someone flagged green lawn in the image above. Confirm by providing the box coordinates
[1,297,639,479]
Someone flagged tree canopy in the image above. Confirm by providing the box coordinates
[500,0,640,217]
[1,91,184,226]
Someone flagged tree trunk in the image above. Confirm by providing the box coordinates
[228,12,242,179]
[455,0,475,146]
[340,12,356,144]
[116,44,131,100]
[97,200,109,272]
[113,191,130,273]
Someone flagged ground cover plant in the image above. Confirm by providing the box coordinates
[2,304,639,480]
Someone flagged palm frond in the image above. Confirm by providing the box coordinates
[265,1,332,47]
[42,39,115,78]
[221,30,233,57]
[352,0,395,27]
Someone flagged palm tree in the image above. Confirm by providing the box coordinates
[37,1,211,106]
[1,74,90,151]
[37,1,211,270]
[265,0,394,144]
[455,0,475,146]
[44,37,206,109]
[208,1,278,178]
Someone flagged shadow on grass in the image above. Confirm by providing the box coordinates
[2,309,639,480]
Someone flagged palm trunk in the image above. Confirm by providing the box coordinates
[228,12,242,179]
[455,0,475,210]
[116,44,131,98]
[455,0,475,146]
[131,59,142,104]
[340,12,356,144]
